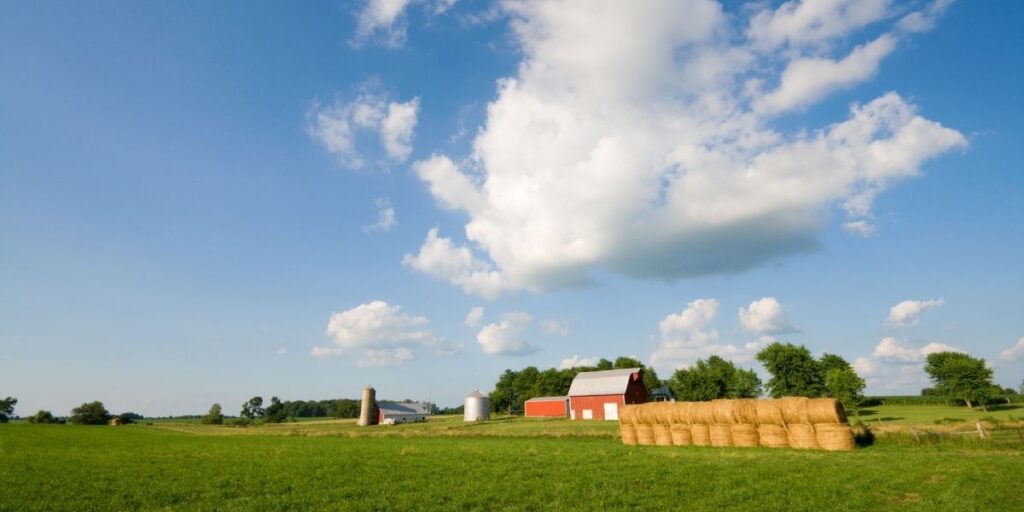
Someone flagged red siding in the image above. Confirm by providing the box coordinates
[525,399,568,417]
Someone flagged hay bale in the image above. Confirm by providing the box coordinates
[709,423,733,447]
[806,398,846,424]
[755,400,784,425]
[670,424,692,446]
[733,399,759,424]
[653,424,673,446]
[633,404,651,425]
[690,424,711,446]
[654,404,674,425]
[691,402,714,424]
[711,399,737,424]
[815,423,855,451]
[619,405,634,426]
[757,424,788,448]
[673,402,692,425]
[636,424,655,445]
[779,397,810,425]
[786,423,818,449]
[620,424,638,445]
[730,424,759,448]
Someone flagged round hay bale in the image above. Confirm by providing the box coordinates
[691,402,714,424]
[733,399,758,424]
[620,424,638,445]
[672,402,691,424]
[619,405,634,426]
[709,423,733,447]
[670,424,692,446]
[653,424,673,446]
[690,424,711,446]
[779,397,810,425]
[815,423,855,451]
[632,404,650,425]
[636,424,655,445]
[730,424,759,448]
[786,423,818,449]
[806,398,847,424]
[755,400,784,425]
[711,399,737,424]
[654,404,674,425]
[757,424,788,448]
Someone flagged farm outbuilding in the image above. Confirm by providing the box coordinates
[524,396,570,418]
[377,402,429,424]
[567,368,647,421]
[464,390,490,422]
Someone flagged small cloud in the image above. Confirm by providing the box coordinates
[357,348,414,368]
[307,89,420,170]
[887,299,944,327]
[352,0,414,49]
[738,297,798,335]
[364,197,397,233]
[559,355,599,369]
[1000,337,1024,361]
[843,220,876,237]
[464,306,484,328]
[477,312,539,356]
[312,300,437,366]
[542,319,570,337]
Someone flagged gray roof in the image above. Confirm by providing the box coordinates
[377,401,429,416]
[567,368,641,397]
[525,396,568,402]
[466,389,487,399]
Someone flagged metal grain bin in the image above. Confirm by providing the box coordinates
[464,390,490,422]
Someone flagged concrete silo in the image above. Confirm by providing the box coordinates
[358,385,377,426]
[464,390,490,422]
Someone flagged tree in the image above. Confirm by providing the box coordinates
[264,397,287,423]
[668,356,762,401]
[825,367,866,417]
[69,401,111,425]
[0,396,16,423]
[240,396,264,419]
[756,342,825,398]
[925,352,998,410]
[116,412,142,425]
[28,410,60,424]
[202,403,224,425]
[614,356,663,397]
[819,353,852,375]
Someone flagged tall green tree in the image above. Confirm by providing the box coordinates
[825,367,866,417]
[819,353,852,374]
[668,356,762,401]
[202,403,224,425]
[925,352,998,410]
[264,397,287,423]
[69,401,111,425]
[28,410,59,424]
[0,396,17,423]
[240,396,264,419]
[756,342,825,398]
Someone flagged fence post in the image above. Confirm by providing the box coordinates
[975,421,988,440]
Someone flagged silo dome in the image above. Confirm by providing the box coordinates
[464,390,490,422]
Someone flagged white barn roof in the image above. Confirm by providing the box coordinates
[567,368,641,397]
[377,401,429,416]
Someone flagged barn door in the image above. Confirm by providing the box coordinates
[603,402,618,421]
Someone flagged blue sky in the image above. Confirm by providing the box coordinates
[2,0,1022,416]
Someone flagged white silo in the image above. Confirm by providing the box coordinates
[358,385,377,426]
[464,390,490,422]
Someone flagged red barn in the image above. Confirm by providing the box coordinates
[568,368,647,421]
[524,396,569,418]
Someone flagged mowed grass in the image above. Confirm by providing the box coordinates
[2,418,1023,511]
[858,403,1023,426]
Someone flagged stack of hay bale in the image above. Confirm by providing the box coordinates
[620,397,854,451]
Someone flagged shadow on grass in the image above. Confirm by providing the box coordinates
[986,404,1022,412]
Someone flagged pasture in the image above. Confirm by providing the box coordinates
[2,407,1022,511]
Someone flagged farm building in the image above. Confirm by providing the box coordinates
[568,368,647,421]
[524,396,569,418]
[377,401,429,424]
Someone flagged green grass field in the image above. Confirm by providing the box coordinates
[2,406,1022,511]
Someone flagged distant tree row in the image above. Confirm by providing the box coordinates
[490,356,662,414]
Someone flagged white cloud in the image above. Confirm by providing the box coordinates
[408,0,964,298]
[747,0,892,50]
[999,337,1024,362]
[476,312,539,356]
[364,197,397,233]
[897,0,954,34]
[307,92,420,169]
[887,298,944,326]
[738,297,798,334]
[652,299,742,370]
[843,220,876,237]
[464,306,484,328]
[857,336,963,392]
[560,355,599,369]
[353,0,414,48]
[542,319,570,337]
[756,35,896,114]
[311,300,438,366]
